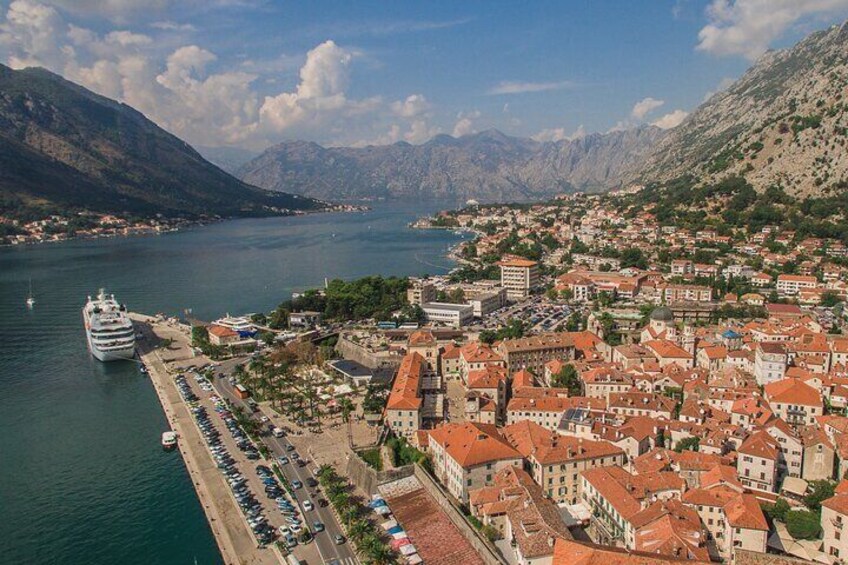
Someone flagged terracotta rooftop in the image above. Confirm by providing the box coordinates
[385,352,425,411]
[428,422,521,468]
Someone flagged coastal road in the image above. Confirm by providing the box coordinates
[211,375,358,565]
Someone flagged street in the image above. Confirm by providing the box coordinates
[212,372,358,565]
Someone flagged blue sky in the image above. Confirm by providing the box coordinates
[1,0,848,149]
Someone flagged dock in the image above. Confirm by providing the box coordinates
[131,313,281,565]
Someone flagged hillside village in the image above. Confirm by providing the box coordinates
[278,191,848,565]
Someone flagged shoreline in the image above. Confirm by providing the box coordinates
[1,204,368,249]
[133,313,281,565]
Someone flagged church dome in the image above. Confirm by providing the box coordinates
[650,306,674,322]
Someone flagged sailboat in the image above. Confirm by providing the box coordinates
[26,279,35,308]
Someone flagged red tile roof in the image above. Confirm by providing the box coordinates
[428,422,521,468]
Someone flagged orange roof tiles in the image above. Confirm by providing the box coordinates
[385,352,424,411]
[738,430,779,460]
[553,539,712,565]
[428,422,521,468]
[764,378,823,408]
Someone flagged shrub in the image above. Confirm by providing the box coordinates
[785,510,821,540]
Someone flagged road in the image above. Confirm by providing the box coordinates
[211,373,358,565]
[134,316,280,565]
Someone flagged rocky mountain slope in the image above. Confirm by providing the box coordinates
[237,127,664,202]
[639,22,848,196]
[0,64,320,218]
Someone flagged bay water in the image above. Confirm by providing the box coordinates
[0,202,462,564]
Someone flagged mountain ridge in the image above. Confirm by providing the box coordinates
[637,22,848,196]
[0,63,321,218]
[237,126,665,202]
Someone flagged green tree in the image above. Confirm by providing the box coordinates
[804,480,836,512]
[785,510,822,540]
[820,290,842,308]
[674,437,700,452]
[552,364,581,395]
[764,498,791,522]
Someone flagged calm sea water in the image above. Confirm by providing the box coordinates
[0,202,462,564]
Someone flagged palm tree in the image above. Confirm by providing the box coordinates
[339,397,355,423]
[348,519,372,545]
[367,543,395,565]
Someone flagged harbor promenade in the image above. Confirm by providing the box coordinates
[132,313,281,565]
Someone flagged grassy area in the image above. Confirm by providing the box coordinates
[359,448,383,471]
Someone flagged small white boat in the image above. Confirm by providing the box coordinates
[162,431,178,450]
[26,279,35,308]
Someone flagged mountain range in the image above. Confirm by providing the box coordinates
[0,64,319,219]
[237,126,665,202]
[238,21,848,202]
[2,20,847,217]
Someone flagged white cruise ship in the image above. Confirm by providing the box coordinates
[83,289,136,362]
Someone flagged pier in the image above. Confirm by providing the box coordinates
[131,313,282,565]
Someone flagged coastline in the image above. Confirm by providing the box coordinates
[132,313,281,565]
[1,204,368,248]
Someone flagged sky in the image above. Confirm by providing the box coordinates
[1,0,848,151]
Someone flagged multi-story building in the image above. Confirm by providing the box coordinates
[663,284,713,303]
[681,487,769,559]
[764,378,824,427]
[822,487,848,563]
[503,420,625,504]
[384,353,425,438]
[579,467,704,558]
[737,431,780,493]
[421,302,473,328]
[754,342,787,386]
[608,392,676,419]
[406,330,439,372]
[407,277,436,305]
[497,332,576,376]
[499,257,540,300]
[776,274,818,296]
[428,422,523,503]
[469,467,573,565]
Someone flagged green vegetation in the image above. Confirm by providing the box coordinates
[268,276,413,327]
[623,175,848,244]
[785,509,822,540]
[318,466,397,564]
[479,318,525,344]
[359,448,383,471]
[551,364,581,396]
[362,382,390,414]
[804,480,836,513]
[448,263,500,283]
[385,435,427,467]
[674,437,700,452]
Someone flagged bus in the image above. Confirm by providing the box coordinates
[376,320,397,329]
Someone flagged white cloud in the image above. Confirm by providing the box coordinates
[390,94,430,118]
[487,80,576,95]
[652,109,689,129]
[452,118,474,137]
[0,0,65,69]
[105,30,152,47]
[631,97,665,120]
[0,2,442,148]
[151,21,197,32]
[531,124,586,142]
[696,0,848,60]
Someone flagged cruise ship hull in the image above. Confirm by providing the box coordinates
[83,289,136,363]
[86,335,136,362]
